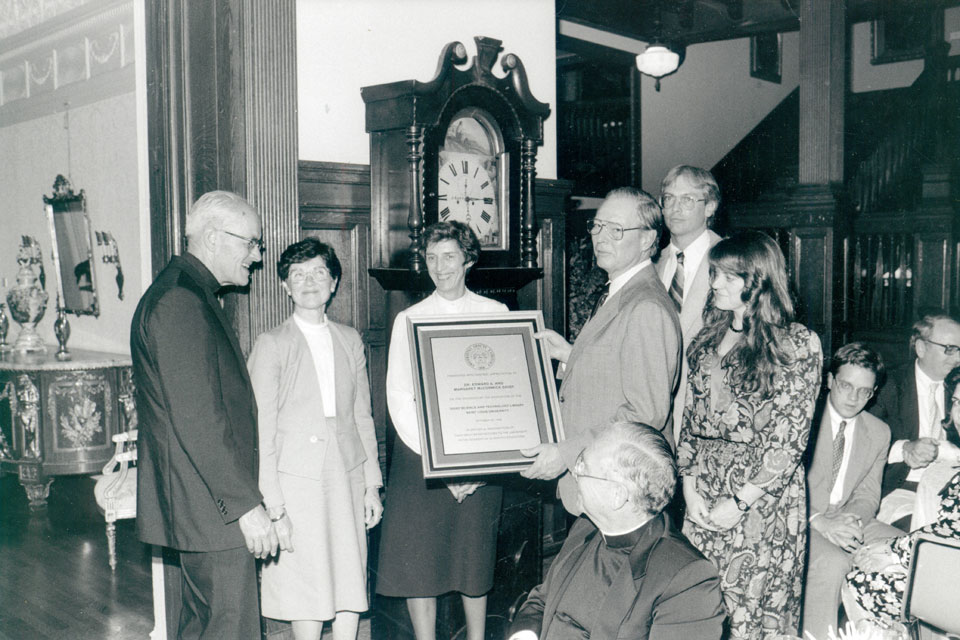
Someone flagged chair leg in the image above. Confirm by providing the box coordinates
[106,521,117,572]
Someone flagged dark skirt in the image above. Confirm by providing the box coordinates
[374,442,503,598]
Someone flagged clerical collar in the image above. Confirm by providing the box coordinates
[600,517,653,549]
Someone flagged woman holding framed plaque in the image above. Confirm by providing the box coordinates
[376,221,506,640]
[248,239,383,640]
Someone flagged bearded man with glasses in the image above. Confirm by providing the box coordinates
[871,313,960,530]
[522,188,681,517]
[802,342,902,640]
[508,423,724,640]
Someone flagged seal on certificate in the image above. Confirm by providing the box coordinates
[464,343,495,370]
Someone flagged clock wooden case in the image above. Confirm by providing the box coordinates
[363,36,550,291]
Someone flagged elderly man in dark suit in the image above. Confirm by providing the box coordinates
[508,422,724,640]
[872,314,960,529]
[523,188,681,515]
[801,342,902,640]
[131,191,280,639]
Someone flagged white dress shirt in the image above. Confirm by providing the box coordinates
[826,401,858,505]
[658,229,712,304]
[888,362,945,481]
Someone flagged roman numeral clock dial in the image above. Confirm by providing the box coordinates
[436,151,500,247]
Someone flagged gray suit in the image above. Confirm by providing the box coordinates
[655,230,722,443]
[556,263,681,513]
[801,406,899,640]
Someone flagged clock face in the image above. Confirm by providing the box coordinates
[437,151,500,246]
[436,112,507,250]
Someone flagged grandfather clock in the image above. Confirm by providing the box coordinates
[362,37,552,638]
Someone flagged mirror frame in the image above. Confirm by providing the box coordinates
[44,175,100,317]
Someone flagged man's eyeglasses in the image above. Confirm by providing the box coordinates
[572,451,621,486]
[219,229,264,253]
[287,267,332,284]
[587,219,645,241]
[660,194,706,211]
[833,378,875,401]
[924,338,960,357]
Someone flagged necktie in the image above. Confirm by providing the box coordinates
[589,284,609,320]
[930,382,945,439]
[831,420,847,487]
[669,252,684,312]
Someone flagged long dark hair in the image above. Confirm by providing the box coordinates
[689,231,795,397]
[943,366,960,445]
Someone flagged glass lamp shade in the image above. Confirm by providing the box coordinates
[635,45,680,78]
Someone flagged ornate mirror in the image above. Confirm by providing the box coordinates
[44,175,99,317]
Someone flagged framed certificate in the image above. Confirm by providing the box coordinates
[407,311,564,478]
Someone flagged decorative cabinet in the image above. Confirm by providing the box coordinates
[0,349,134,509]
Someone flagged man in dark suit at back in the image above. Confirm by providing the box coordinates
[872,314,960,529]
[132,190,280,638]
[507,422,724,640]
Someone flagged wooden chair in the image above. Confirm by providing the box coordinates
[901,533,960,639]
[93,429,138,571]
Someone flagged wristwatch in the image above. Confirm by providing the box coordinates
[733,495,751,512]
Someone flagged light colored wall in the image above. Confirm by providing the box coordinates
[0,93,141,353]
[296,0,558,179]
[0,0,144,355]
[640,32,800,193]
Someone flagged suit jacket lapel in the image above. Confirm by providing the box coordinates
[285,318,327,418]
[592,514,666,640]
[328,322,351,422]
[839,416,873,505]
[680,231,720,338]
[809,410,834,511]
[540,526,598,639]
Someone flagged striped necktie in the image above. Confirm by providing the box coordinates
[669,251,684,312]
[589,284,609,320]
[831,420,847,488]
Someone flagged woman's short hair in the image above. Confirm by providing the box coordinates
[423,221,480,266]
[598,422,677,517]
[691,230,796,397]
[660,165,721,210]
[277,237,342,284]
[602,187,664,249]
[830,341,886,389]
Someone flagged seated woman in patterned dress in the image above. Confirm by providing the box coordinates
[843,365,960,626]
[677,231,823,639]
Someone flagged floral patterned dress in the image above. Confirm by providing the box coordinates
[677,323,822,639]
[846,470,960,622]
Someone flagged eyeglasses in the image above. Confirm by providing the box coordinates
[287,267,332,284]
[587,219,645,241]
[572,451,621,486]
[833,378,875,401]
[924,339,960,357]
[219,229,264,253]
[660,194,706,211]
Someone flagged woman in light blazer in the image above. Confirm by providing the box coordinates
[249,238,382,640]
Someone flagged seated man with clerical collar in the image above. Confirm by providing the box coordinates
[508,422,725,640]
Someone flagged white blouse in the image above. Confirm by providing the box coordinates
[293,313,337,418]
[386,290,507,454]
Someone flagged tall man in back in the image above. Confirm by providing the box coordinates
[523,187,681,514]
[872,314,960,529]
[132,191,279,638]
[655,165,723,443]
